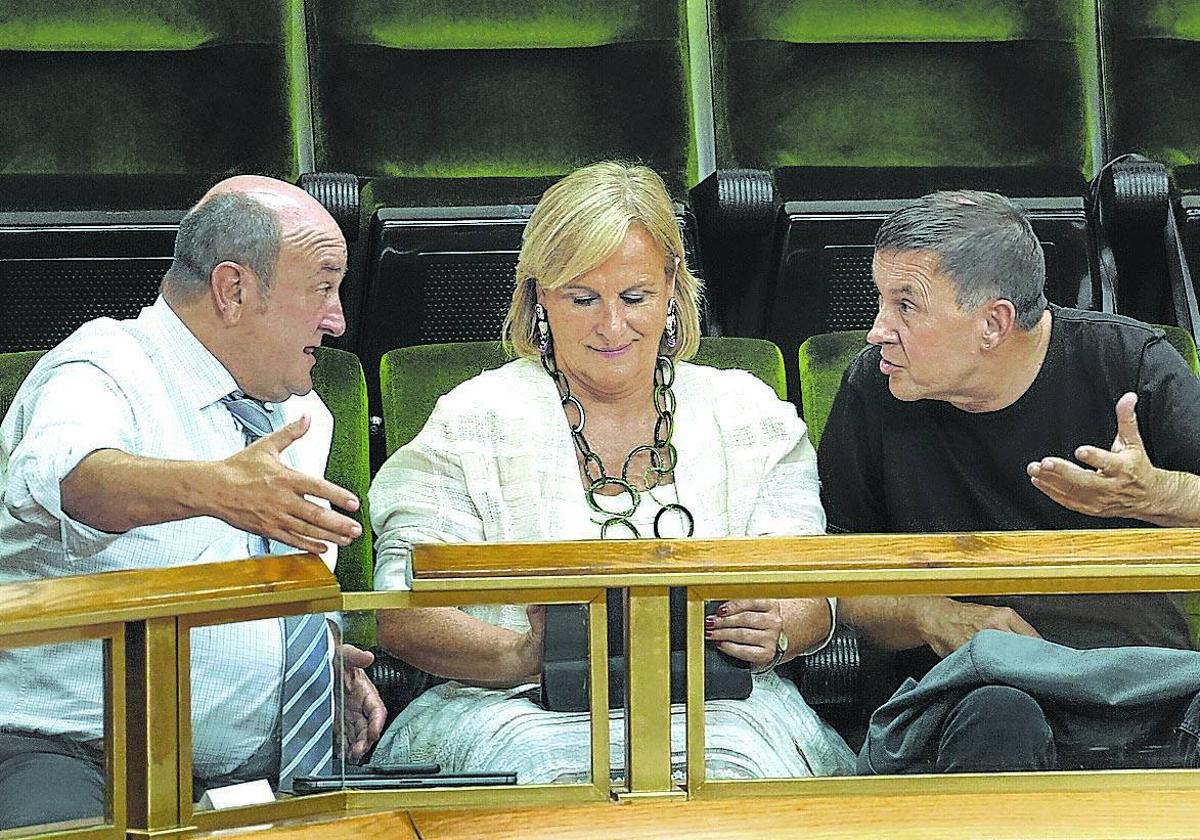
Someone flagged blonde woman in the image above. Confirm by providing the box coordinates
[368,162,854,782]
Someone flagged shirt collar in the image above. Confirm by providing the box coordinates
[145,296,241,411]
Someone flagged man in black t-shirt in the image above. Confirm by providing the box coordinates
[818,190,1200,772]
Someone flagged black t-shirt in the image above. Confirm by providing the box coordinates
[818,307,1200,651]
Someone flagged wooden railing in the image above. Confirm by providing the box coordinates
[6,529,1200,838]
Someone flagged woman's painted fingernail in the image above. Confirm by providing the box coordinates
[704,630,713,639]
[716,606,728,617]
[704,616,715,628]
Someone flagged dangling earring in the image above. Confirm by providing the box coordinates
[664,298,678,350]
[534,303,551,355]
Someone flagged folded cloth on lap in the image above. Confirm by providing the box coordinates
[859,629,1200,774]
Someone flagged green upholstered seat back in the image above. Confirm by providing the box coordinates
[380,336,788,456]
[0,351,45,423]
[797,330,870,449]
[310,347,373,596]
[711,0,1101,184]
[1162,324,1200,375]
[0,0,299,185]
[380,341,506,455]
[308,0,696,187]
[1103,0,1200,190]
[797,325,1200,449]
[694,336,788,400]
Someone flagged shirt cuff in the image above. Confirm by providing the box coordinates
[372,545,414,592]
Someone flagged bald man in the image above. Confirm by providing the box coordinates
[0,176,384,827]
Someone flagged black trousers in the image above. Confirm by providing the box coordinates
[933,685,1200,773]
[0,732,105,830]
[0,730,280,830]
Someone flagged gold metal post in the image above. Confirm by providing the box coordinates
[587,591,610,798]
[685,591,706,796]
[125,618,182,838]
[623,586,673,795]
[104,631,127,834]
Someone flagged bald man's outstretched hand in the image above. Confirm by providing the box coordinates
[61,414,361,554]
[212,414,361,555]
[1026,392,1200,526]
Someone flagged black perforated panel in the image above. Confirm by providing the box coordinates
[2,259,167,352]
[417,255,517,343]
[822,246,878,331]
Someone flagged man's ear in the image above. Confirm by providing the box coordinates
[981,298,1017,350]
[211,261,247,325]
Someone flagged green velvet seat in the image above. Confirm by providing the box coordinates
[309,346,375,645]
[379,336,786,455]
[308,0,696,189]
[797,330,871,449]
[0,1,301,194]
[710,0,1102,193]
[0,347,373,641]
[1103,0,1200,192]
[309,347,373,594]
[0,351,44,423]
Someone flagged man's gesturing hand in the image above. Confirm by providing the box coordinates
[1027,392,1161,520]
[213,415,361,554]
[337,644,385,763]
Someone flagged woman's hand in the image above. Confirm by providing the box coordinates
[704,598,783,670]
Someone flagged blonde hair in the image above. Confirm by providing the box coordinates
[502,161,703,360]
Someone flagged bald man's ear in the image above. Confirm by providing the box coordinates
[211,261,248,325]
[981,298,1017,350]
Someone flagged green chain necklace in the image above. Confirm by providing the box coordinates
[542,351,696,539]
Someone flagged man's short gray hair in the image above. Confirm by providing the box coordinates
[162,192,281,300]
[875,190,1047,330]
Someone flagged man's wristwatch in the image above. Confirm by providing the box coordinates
[752,629,788,674]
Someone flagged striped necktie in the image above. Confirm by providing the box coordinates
[221,394,274,555]
[221,393,275,445]
[220,393,335,790]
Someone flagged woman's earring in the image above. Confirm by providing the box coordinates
[534,303,551,355]
[664,298,678,350]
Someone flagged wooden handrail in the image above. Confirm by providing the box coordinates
[0,553,340,637]
[410,528,1200,580]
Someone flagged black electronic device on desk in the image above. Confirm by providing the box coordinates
[540,588,752,712]
[292,764,518,794]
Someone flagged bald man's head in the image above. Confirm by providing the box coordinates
[162,175,339,304]
[199,175,332,224]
